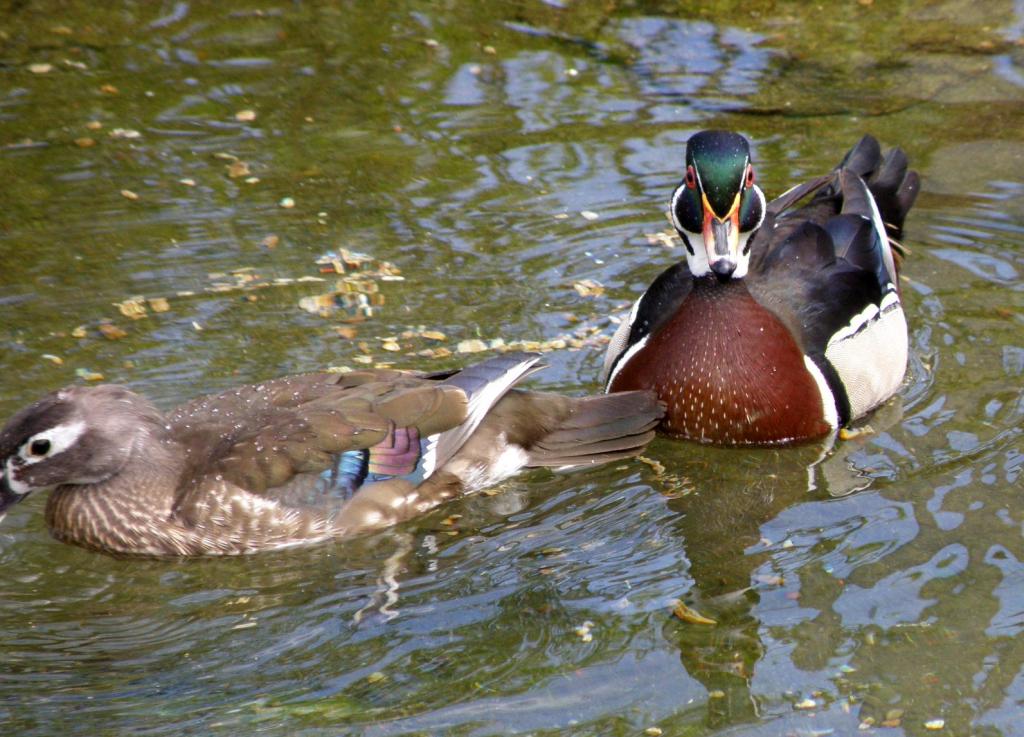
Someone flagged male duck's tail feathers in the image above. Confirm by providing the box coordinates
[524,390,664,470]
[840,134,919,240]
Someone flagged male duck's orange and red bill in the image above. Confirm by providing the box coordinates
[603,131,919,445]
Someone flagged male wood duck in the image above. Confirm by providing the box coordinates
[602,130,919,445]
[0,353,662,556]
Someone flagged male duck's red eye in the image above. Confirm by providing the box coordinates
[745,165,755,188]
[685,165,697,189]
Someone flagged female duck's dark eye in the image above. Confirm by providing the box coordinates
[685,165,697,189]
[745,165,755,188]
[30,439,51,456]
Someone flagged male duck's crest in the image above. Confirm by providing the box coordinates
[0,353,663,556]
[670,130,767,280]
[605,131,919,446]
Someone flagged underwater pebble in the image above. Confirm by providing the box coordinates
[179,178,196,186]
[235,109,256,122]
[100,83,118,94]
[644,729,662,736]
[120,189,139,201]
[924,719,945,730]
[41,354,63,365]
[74,137,96,148]
[708,690,725,699]
[261,234,280,249]
[109,128,140,139]
[366,672,386,684]
[29,63,53,74]
[279,197,295,208]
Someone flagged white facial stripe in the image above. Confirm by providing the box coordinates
[19,420,87,465]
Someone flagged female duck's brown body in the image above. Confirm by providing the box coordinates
[0,353,663,556]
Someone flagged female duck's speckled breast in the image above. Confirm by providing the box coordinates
[609,279,831,445]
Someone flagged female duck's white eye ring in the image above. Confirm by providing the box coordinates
[18,421,87,465]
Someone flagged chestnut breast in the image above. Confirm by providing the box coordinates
[609,279,831,445]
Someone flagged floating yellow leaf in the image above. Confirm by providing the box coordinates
[572,279,604,298]
[457,339,488,354]
[671,599,716,625]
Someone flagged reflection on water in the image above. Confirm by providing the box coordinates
[1,1,1023,735]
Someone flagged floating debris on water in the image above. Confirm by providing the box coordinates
[279,197,295,209]
[572,279,604,298]
[227,160,251,178]
[645,229,680,248]
[580,209,599,220]
[794,698,817,710]
[75,368,104,381]
[235,109,256,122]
[457,339,488,354]
[574,621,594,643]
[29,63,53,74]
[98,323,128,340]
[671,599,716,625]
[115,297,148,319]
[924,719,945,730]
[108,128,140,139]
[41,354,63,365]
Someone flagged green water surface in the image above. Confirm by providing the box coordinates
[1,1,1023,735]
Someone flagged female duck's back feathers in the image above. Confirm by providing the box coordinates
[605,131,918,445]
[0,353,663,555]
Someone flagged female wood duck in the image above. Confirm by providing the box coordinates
[0,353,662,556]
[602,130,919,445]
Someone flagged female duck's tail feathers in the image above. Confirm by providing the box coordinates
[524,390,664,470]
[429,352,545,474]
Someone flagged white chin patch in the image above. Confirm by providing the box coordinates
[4,460,32,495]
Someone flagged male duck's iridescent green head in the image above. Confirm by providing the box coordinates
[670,130,766,281]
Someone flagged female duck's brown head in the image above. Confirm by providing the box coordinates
[0,385,166,521]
